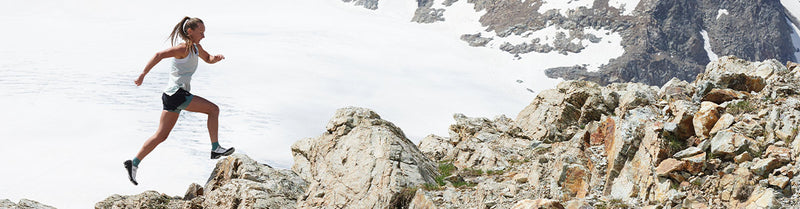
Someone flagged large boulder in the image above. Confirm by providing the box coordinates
[709,130,753,158]
[516,80,613,142]
[202,154,308,208]
[291,107,438,209]
[695,56,781,93]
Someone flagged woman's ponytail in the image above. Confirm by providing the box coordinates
[168,17,204,46]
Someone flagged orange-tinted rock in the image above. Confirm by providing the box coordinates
[693,102,722,139]
[591,117,615,147]
[656,158,685,177]
[702,88,748,104]
[558,164,589,199]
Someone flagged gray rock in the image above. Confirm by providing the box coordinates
[460,33,492,47]
[751,158,781,177]
[674,146,703,159]
[417,134,453,161]
[204,154,307,209]
[95,191,186,209]
[710,130,752,157]
[341,0,379,10]
[413,0,445,23]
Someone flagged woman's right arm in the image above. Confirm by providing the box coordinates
[134,45,185,86]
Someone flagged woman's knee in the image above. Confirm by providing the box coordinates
[209,103,220,115]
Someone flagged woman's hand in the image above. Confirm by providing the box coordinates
[213,54,225,63]
[134,74,145,86]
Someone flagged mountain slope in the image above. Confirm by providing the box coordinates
[344,0,799,86]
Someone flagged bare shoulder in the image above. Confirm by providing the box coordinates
[159,44,190,58]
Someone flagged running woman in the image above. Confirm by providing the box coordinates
[125,17,234,185]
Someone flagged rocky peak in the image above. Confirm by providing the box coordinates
[1,199,55,209]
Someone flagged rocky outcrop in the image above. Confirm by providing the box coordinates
[0,199,56,209]
[96,154,307,209]
[417,113,531,170]
[412,56,799,208]
[291,107,438,208]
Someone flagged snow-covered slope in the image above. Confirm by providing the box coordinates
[386,0,798,86]
[782,0,800,60]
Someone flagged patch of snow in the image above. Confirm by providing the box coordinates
[538,0,594,17]
[578,28,625,72]
[717,9,729,19]
[785,17,800,60]
[782,0,800,18]
[783,0,800,60]
[700,30,719,61]
[432,0,487,34]
[608,0,641,16]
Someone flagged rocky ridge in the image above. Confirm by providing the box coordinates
[0,199,56,209]
[96,56,800,208]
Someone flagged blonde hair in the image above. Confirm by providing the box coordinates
[168,16,204,53]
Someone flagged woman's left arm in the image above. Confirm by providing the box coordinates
[197,44,225,64]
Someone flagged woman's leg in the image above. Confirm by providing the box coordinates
[135,111,180,160]
[184,95,220,143]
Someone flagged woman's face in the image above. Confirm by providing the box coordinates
[187,23,206,43]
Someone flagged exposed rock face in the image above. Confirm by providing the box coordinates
[291,107,439,208]
[515,80,614,142]
[418,113,531,170]
[349,0,797,86]
[0,199,56,209]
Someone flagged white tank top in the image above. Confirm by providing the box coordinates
[164,44,199,95]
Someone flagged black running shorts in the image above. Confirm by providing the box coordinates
[162,88,194,113]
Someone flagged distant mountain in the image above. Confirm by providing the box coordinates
[342,0,800,86]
